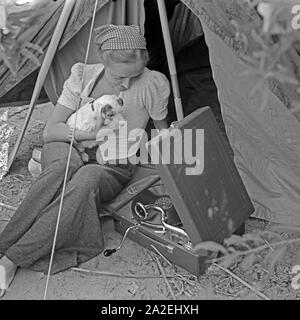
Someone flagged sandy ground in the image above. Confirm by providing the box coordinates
[1,102,300,300]
[1,221,215,300]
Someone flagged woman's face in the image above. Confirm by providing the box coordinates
[104,60,145,92]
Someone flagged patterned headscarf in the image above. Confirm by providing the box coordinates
[94,24,147,50]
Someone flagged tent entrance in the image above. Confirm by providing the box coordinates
[143,1,228,145]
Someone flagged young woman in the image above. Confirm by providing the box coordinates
[0,24,170,295]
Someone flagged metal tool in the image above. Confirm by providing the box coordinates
[104,200,190,257]
[103,225,139,257]
[133,202,189,240]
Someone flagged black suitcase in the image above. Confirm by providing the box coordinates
[108,107,254,276]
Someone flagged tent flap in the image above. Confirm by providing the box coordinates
[182,0,300,225]
[0,0,110,104]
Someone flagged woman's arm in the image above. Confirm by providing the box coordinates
[43,104,98,143]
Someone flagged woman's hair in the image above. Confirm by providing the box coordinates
[97,48,149,66]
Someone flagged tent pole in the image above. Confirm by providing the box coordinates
[156,0,183,121]
[107,0,115,23]
[7,0,76,172]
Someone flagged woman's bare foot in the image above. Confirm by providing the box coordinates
[0,256,18,292]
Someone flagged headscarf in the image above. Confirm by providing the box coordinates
[94,24,147,50]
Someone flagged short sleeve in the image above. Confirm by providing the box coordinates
[143,71,170,121]
[57,63,84,110]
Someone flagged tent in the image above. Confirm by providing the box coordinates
[1,0,300,226]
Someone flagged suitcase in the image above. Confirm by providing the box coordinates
[109,107,255,276]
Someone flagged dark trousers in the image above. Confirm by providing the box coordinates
[0,142,134,274]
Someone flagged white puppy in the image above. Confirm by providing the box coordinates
[67,94,124,132]
[67,94,125,163]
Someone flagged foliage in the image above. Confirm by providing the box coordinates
[0,0,53,75]
[231,0,300,117]
[194,225,300,276]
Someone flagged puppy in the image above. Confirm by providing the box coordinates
[67,94,124,162]
[67,94,124,132]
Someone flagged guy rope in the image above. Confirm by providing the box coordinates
[43,0,99,300]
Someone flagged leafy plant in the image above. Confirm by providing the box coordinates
[0,0,54,75]
[231,0,300,118]
[194,225,300,275]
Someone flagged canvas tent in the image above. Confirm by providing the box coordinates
[1,0,300,226]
